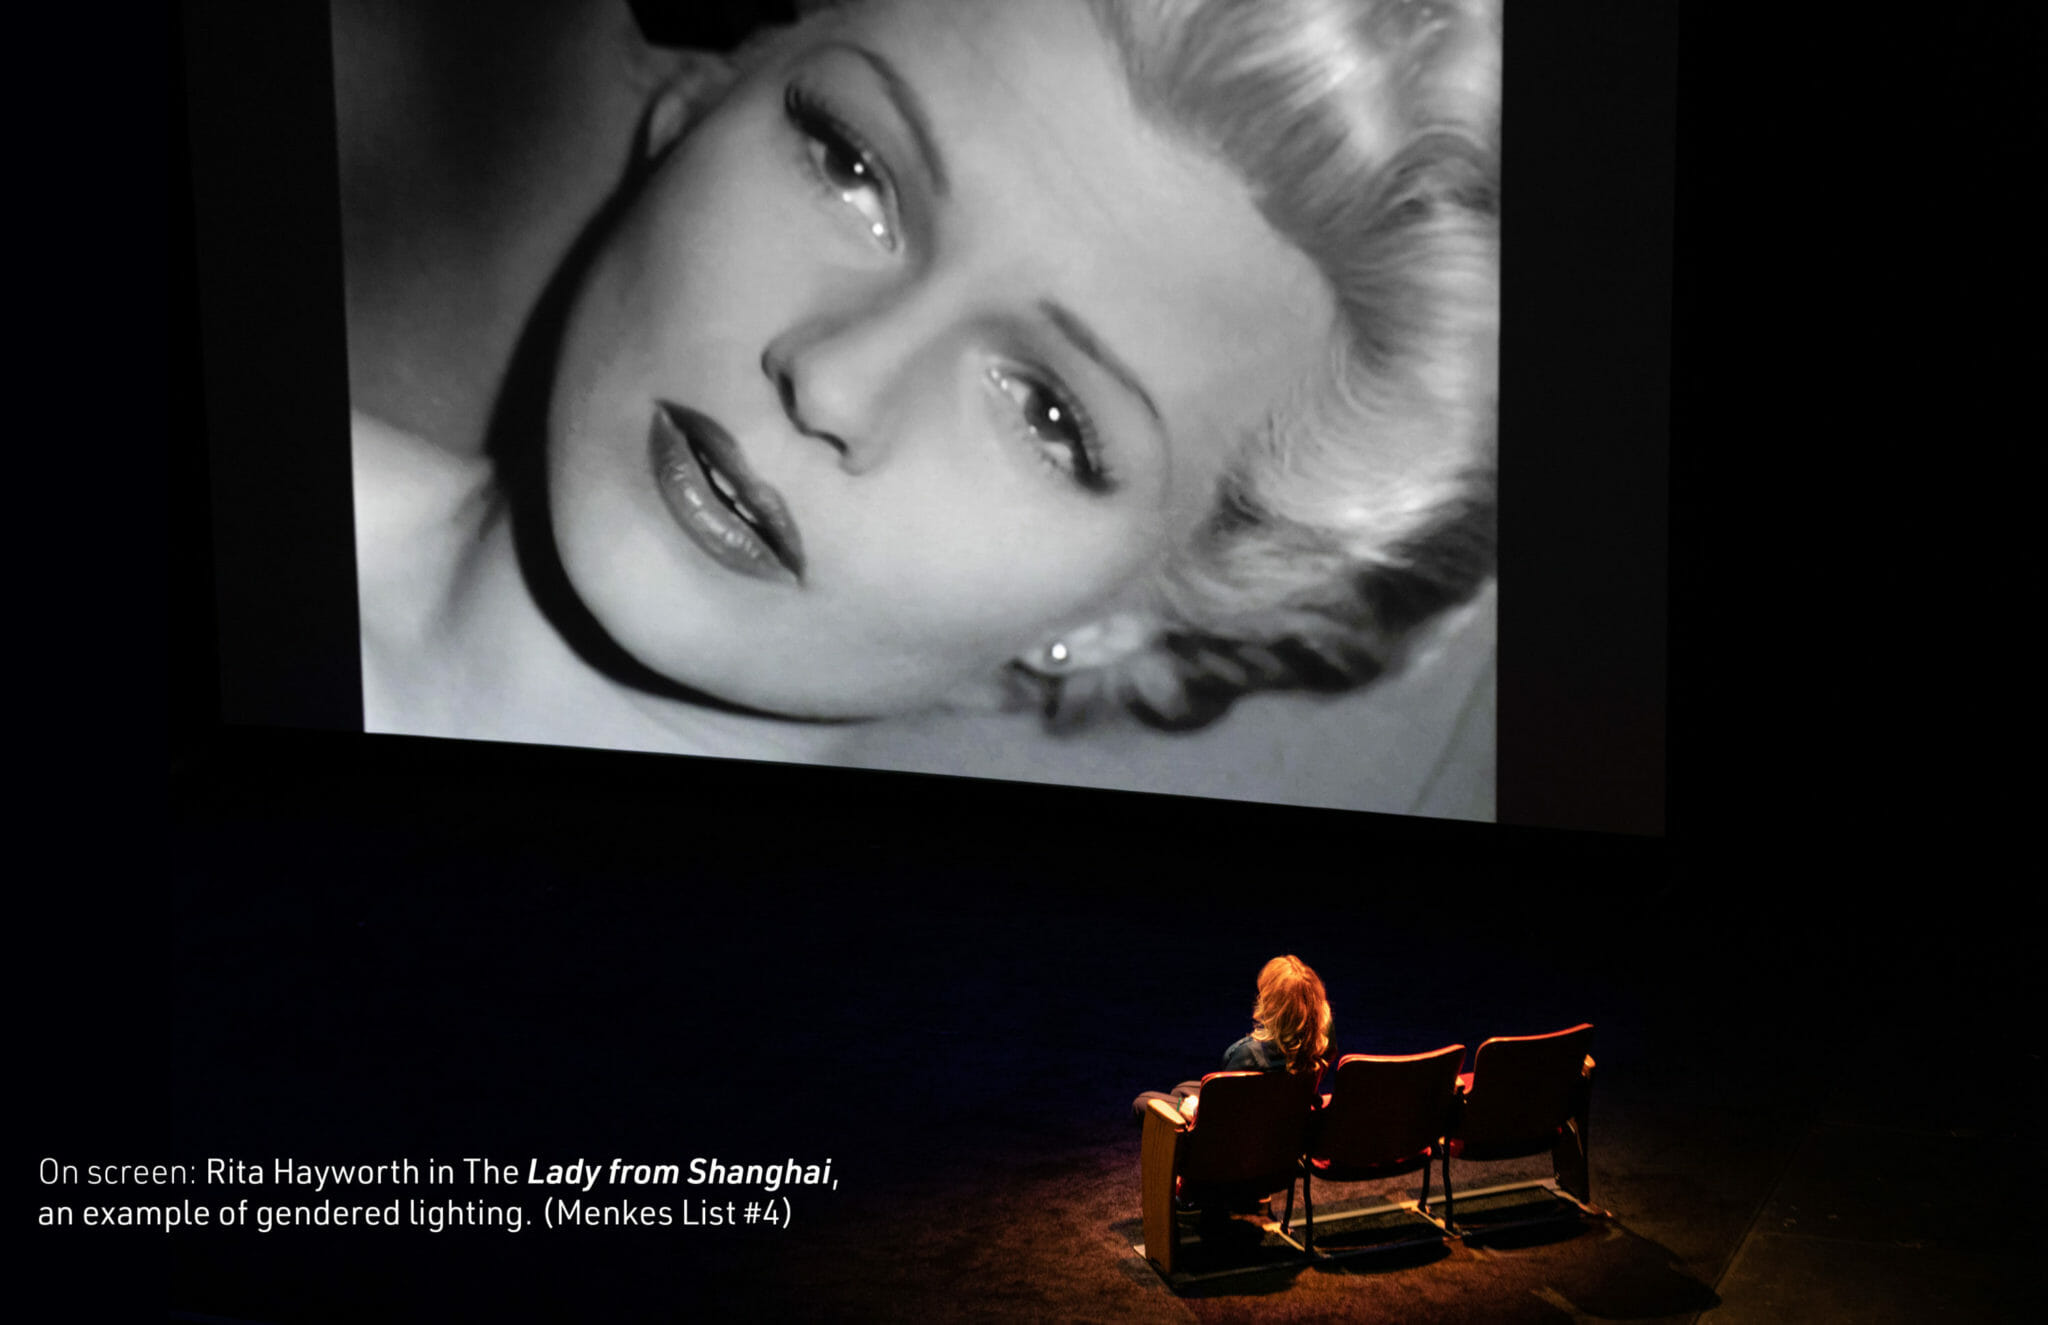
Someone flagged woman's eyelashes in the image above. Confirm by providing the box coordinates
[785,84,899,251]
[987,366,1113,494]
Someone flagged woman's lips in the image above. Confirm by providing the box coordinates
[649,401,806,585]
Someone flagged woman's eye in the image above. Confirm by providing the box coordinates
[786,87,897,251]
[988,367,1109,493]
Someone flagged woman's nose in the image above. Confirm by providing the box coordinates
[760,310,923,475]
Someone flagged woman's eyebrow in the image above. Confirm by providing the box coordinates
[1040,300,1163,426]
[817,40,950,196]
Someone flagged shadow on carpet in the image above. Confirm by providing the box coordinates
[1112,1208,1313,1295]
[1111,1199,1720,1319]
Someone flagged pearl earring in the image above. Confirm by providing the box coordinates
[1045,641,1071,668]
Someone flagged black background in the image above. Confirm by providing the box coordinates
[48,1,1996,1319]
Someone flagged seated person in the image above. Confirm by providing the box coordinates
[1132,954,1334,1125]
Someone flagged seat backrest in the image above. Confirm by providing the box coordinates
[1180,1070,1315,1185]
[1455,1024,1594,1157]
[1312,1045,1465,1168]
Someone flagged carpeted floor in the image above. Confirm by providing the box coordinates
[126,755,2043,1322]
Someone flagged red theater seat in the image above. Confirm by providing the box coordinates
[1445,1023,1601,1230]
[1138,1070,1315,1276]
[1285,1044,1466,1253]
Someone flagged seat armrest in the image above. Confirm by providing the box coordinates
[1140,1098,1189,1273]
[1145,1098,1191,1130]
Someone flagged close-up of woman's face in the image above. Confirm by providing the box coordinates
[546,0,1337,719]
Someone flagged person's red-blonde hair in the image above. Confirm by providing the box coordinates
[1251,954,1333,1075]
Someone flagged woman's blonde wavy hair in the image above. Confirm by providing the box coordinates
[1061,0,1502,729]
[1252,954,1334,1076]
[789,0,1501,729]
